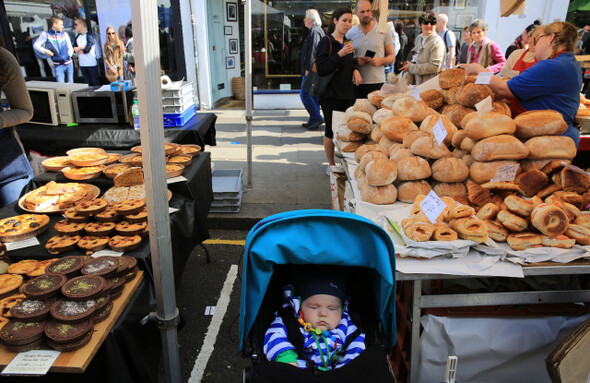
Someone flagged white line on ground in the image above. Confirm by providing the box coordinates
[188,264,238,383]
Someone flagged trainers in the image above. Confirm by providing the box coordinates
[307,120,322,131]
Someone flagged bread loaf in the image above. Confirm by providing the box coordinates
[531,203,569,236]
[460,111,478,129]
[397,180,432,203]
[439,68,466,89]
[347,112,373,134]
[451,130,466,149]
[524,136,577,159]
[338,140,363,152]
[507,232,543,250]
[367,90,385,108]
[469,160,521,184]
[379,136,397,151]
[366,158,397,186]
[389,147,414,163]
[359,150,388,171]
[461,154,475,168]
[337,123,366,142]
[457,83,494,107]
[460,136,476,153]
[514,110,568,139]
[452,148,466,159]
[471,135,529,162]
[381,93,410,110]
[360,183,397,205]
[403,130,430,148]
[391,97,429,123]
[445,86,461,105]
[410,135,453,159]
[420,89,444,109]
[353,99,377,117]
[354,144,388,163]
[442,104,475,127]
[419,115,458,147]
[491,102,511,117]
[432,182,468,198]
[381,117,418,143]
[396,156,431,181]
[372,108,394,125]
[464,112,516,140]
[370,125,384,143]
[431,157,469,183]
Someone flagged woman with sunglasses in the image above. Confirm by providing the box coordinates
[400,11,444,85]
[103,26,125,83]
[466,19,506,73]
[463,22,582,147]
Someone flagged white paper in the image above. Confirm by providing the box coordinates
[490,164,520,183]
[475,71,493,84]
[94,84,113,92]
[92,249,123,257]
[475,95,493,119]
[169,207,179,214]
[432,117,447,146]
[420,190,445,224]
[166,175,187,184]
[1,350,61,376]
[409,85,422,100]
[6,237,41,251]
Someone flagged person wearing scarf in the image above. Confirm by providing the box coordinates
[466,19,506,73]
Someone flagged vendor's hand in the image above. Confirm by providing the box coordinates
[400,61,410,73]
[352,70,362,86]
[459,63,487,75]
[338,43,354,57]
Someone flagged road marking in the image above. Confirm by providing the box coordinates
[188,264,238,383]
[203,239,245,246]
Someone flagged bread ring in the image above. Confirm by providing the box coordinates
[504,195,535,217]
[484,220,509,242]
[497,209,529,232]
[447,205,475,220]
[507,232,543,250]
[565,224,590,245]
[563,202,581,220]
[477,203,500,221]
[531,203,569,236]
[545,195,575,221]
[541,234,576,249]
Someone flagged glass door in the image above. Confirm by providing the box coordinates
[207,0,228,106]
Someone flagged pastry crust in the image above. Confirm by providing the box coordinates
[45,235,81,254]
[109,234,142,252]
[75,198,108,216]
[0,214,50,243]
[54,219,87,235]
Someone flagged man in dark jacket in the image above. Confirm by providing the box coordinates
[300,9,325,130]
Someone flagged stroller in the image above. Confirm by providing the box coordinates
[239,209,397,382]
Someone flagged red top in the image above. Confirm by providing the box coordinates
[509,49,538,117]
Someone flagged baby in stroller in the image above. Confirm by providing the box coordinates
[264,269,365,371]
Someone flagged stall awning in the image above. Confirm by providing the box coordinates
[569,0,590,12]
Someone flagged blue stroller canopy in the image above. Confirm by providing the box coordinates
[239,209,396,351]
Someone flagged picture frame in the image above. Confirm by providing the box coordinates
[226,2,237,22]
[454,0,466,9]
[229,39,239,54]
[226,56,235,69]
[224,26,232,35]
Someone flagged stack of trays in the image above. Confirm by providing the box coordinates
[162,81,197,127]
[211,169,243,213]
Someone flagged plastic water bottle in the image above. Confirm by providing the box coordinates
[132,100,139,130]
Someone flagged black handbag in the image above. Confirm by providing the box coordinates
[303,38,334,97]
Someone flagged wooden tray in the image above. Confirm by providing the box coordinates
[0,271,144,373]
[18,185,101,214]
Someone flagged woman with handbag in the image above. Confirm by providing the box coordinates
[104,26,125,83]
[315,7,362,171]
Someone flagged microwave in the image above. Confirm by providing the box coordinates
[72,88,134,124]
[26,81,88,125]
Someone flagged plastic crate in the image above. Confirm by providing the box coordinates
[162,96,195,114]
[163,104,197,127]
[212,169,243,199]
[161,81,193,98]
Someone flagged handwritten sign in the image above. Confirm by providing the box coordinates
[475,96,493,119]
[490,164,520,183]
[2,350,60,376]
[419,190,446,224]
[432,117,447,146]
[409,85,422,101]
[475,71,493,84]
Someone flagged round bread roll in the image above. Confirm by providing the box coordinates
[469,160,522,184]
[491,102,511,117]
[347,111,373,134]
[531,203,569,236]
[541,234,576,249]
[565,224,590,245]
[397,156,431,181]
[507,232,543,250]
[464,112,516,140]
[360,183,398,205]
[397,180,432,203]
[431,157,469,183]
[504,195,535,217]
[338,140,364,152]
[420,89,444,110]
[460,111,478,129]
[462,154,475,168]
[337,123,366,142]
[514,110,568,139]
[391,97,429,123]
[460,136,476,153]
[356,170,368,189]
[410,135,453,159]
[367,90,385,108]
[497,210,529,232]
[354,144,388,163]
[370,125,384,143]
[354,165,364,180]
[387,143,404,156]
[442,104,475,127]
[457,83,494,107]
[471,135,529,162]
[419,115,458,147]
[523,136,577,160]
[381,93,410,110]
[439,68,466,89]
[381,117,418,143]
[372,108,394,125]
[345,106,355,117]
[389,147,414,163]
[379,135,397,151]
[359,150,388,171]
[477,203,500,220]
[403,130,430,148]
[353,99,378,117]
[366,158,397,186]
[432,182,468,198]
[452,148,466,159]
[451,129,466,149]
[444,86,461,105]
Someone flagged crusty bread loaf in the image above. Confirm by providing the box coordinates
[370,125,384,143]
[531,203,569,236]
[347,111,373,134]
[410,135,453,159]
[366,158,397,186]
[524,136,577,160]
[403,130,430,148]
[464,112,516,140]
[359,150,388,171]
[444,86,461,105]
[353,99,377,117]
[397,180,432,203]
[432,182,468,198]
[439,68,466,89]
[514,110,568,139]
[491,102,511,117]
[337,123,366,142]
[381,117,418,143]
[419,115,458,147]
[379,136,397,151]
[420,89,444,110]
[462,154,475,168]
[460,111,478,129]
[457,83,494,107]
[431,157,469,183]
[389,147,414,163]
[460,136,476,153]
[452,148,466,159]
[451,130,466,149]
[360,183,398,205]
[469,160,522,184]
[354,144,388,163]
[396,156,432,181]
[338,140,364,152]
[367,90,386,108]
[442,104,475,127]
[381,93,410,110]
[391,97,429,123]
[471,135,529,162]
[372,108,394,125]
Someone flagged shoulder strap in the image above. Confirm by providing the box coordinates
[278,306,316,369]
[443,30,449,50]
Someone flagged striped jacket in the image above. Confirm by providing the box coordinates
[263,295,366,369]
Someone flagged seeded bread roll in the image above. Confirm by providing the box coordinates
[353,99,378,117]
[457,83,494,107]
[464,112,516,140]
[410,135,453,159]
[524,136,577,160]
[439,68,466,89]
[366,158,397,186]
[432,182,468,198]
[354,144,388,163]
[420,89,444,110]
[514,110,568,139]
[396,156,432,181]
[381,117,419,143]
[360,183,398,205]
[469,160,522,184]
[531,203,569,236]
[419,115,458,147]
[471,135,529,162]
[431,157,469,183]
[397,180,432,203]
[442,104,475,127]
[391,97,429,123]
[347,111,373,134]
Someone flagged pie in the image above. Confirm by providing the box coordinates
[66,147,106,156]
[0,214,50,242]
[62,165,105,180]
[116,220,147,236]
[179,144,201,156]
[45,235,81,254]
[54,219,87,235]
[167,155,192,167]
[84,221,116,236]
[7,260,39,275]
[0,294,26,317]
[103,164,132,179]
[114,199,145,216]
[42,156,71,171]
[165,143,181,155]
[166,164,184,178]
[126,207,147,223]
[0,274,24,295]
[109,235,142,252]
[103,186,130,204]
[130,155,143,167]
[78,235,111,255]
[24,183,95,211]
[64,207,91,223]
[119,153,139,163]
[104,153,122,165]
[68,153,109,167]
[95,207,120,222]
[26,258,59,277]
[75,198,108,216]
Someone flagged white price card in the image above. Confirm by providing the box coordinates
[409,85,422,101]
[475,96,493,119]
[475,71,493,84]
[419,190,446,224]
[561,161,590,176]
[1,350,60,376]
[5,237,40,252]
[490,164,520,183]
[92,249,123,257]
[167,175,188,184]
[432,117,447,146]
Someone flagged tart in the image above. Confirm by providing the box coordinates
[122,256,138,272]
[167,155,192,167]
[84,222,116,236]
[46,256,85,278]
[0,316,9,331]
[10,298,55,322]
[116,220,147,236]
[77,236,111,255]
[109,235,142,252]
[62,165,105,180]
[47,328,93,352]
[114,199,146,216]
[179,144,201,157]
[62,275,105,301]
[166,164,184,178]
[94,293,111,312]
[64,207,91,223]
[103,163,133,179]
[68,152,109,167]
[54,219,87,235]
[42,156,71,172]
[95,207,121,222]
[45,317,94,345]
[0,214,50,243]
[103,186,130,205]
[75,198,108,216]
[66,147,106,156]
[104,153,122,165]
[81,257,119,279]
[165,143,181,155]
[130,145,142,153]
[45,235,81,254]
[22,274,67,300]
[119,153,140,163]
[108,275,126,296]
[26,258,59,278]
[7,260,39,275]
[125,266,139,282]
[0,319,47,348]
[93,300,113,324]
[51,299,96,322]
[130,155,143,167]
[126,207,147,223]
[0,294,27,317]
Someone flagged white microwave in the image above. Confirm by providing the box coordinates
[72,88,133,124]
[26,81,88,125]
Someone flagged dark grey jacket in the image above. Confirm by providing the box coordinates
[300,24,324,74]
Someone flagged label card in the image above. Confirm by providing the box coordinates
[5,237,41,252]
[169,207,179,214]
[409,85,422,101]
[561,161,590,176]
[1,350,61,376]
[475,96,493,119]
[490,164,520,183]
[432,117,447,146]
[92,249,123,257]
[475,71,493,84]
[419,190,446,224]
[166,176,187,184]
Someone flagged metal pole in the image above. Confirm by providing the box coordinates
[245,0,253,187]
[131,1,181,383]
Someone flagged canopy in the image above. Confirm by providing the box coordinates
[569,0,590,12]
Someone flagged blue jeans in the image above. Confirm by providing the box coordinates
[300,76,323,124]
[0,174,33,208]
[55,62,74,83]
[81,65,100,86]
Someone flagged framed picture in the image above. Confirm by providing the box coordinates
[224,26,232,35]
[226,56,235,69]
[226,2,237,22]
[229,39,239,54]
[454,0,466,9]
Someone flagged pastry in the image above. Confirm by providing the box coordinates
[84,221,116,236]
[113,167,144,187]
[564,224,590,245]
[0,318,47,349]
[51,299,97,322]
[75,198,108,216]
[45,317,94,350]
[109,235,142,252]
[64,207,90,223]
[114,199,146,216]
[531,203,569,237]
[477,203,500,221]
[81,257,119,279]
[95,207,121,222]
[0,294,26,317]
[432,223,458,241]
[45,235,81,254]
[93,300,113,324]
[0,214,50,243]
[7,260,39,275]
[126,207,148,223]
[54,219,87,235]
[484,220,509,242]
[179,144,201,157]
[68,152,109,167]
[507,232,543,250]
[62,275,106,301]
[62,165,105,180]
[497,210,528,232]
[504,195,535,217]
[26,258,59,278]
[166,164,184,178]
[42,156,71,172]
[22,274,67,300]
[46,256,85,278]
[9,298,55,322]
[541,234,576,249]
[77,236,111,255]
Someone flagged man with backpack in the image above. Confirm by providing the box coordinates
[436,13,458,68]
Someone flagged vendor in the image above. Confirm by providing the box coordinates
[463,21,582,147]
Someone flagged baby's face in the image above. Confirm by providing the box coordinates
[300,294,343,332]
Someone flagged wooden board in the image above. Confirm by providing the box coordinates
[0,271,144,373]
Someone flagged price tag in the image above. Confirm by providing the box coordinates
[169,207,180,214]
[1,350,60,376]
[409,85,422,101]
[92,249,123,257]
[561,161,590,177]
[432,117,447,146]
[5,237,40,252]
[490,164,520,183]
[419,190,446,224]
[475,96,493,119]
[166,176,187,184]
[475,71,493,84]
